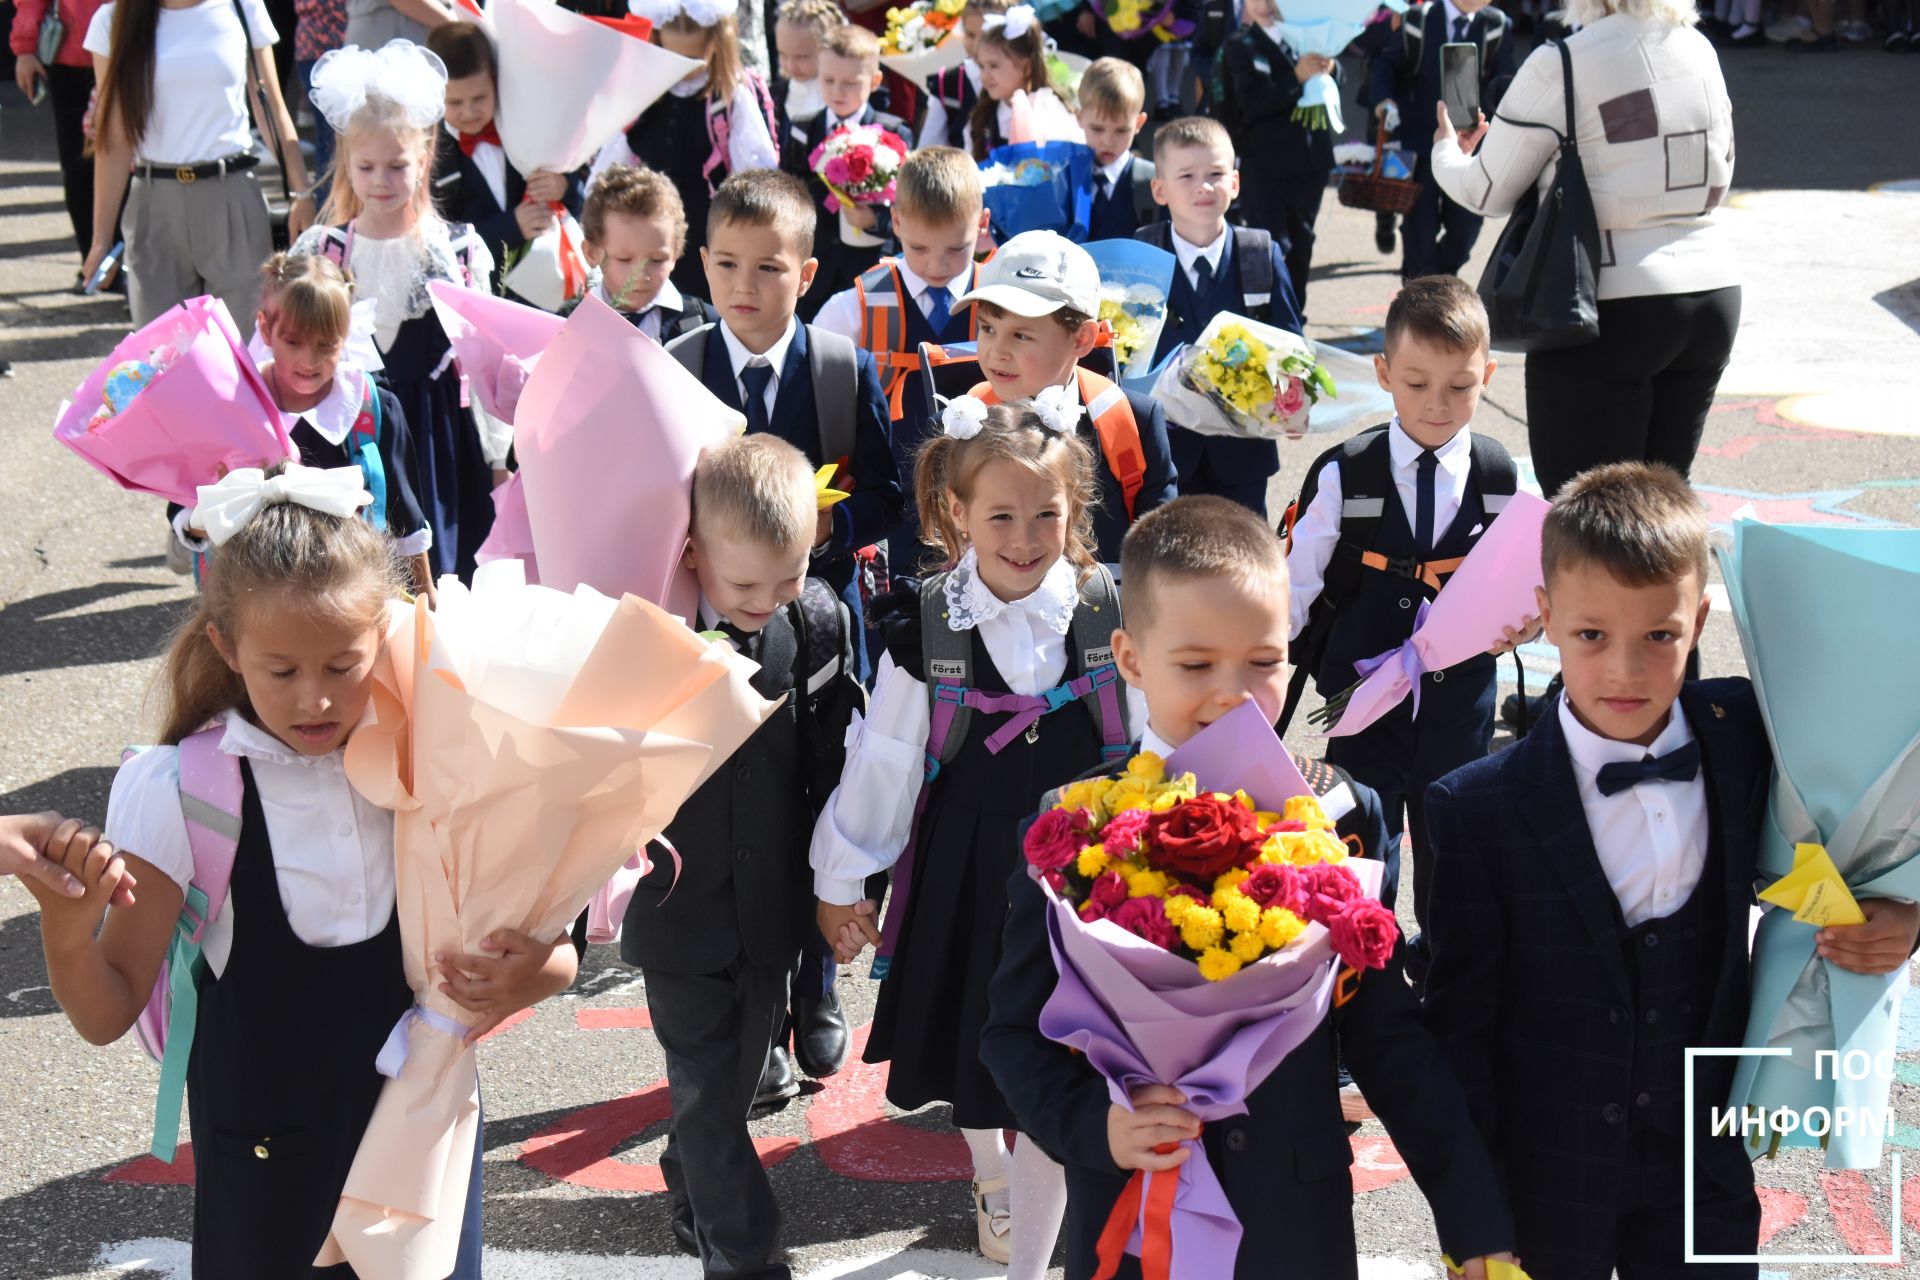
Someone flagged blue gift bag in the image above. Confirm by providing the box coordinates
[981,142,1097,241]
[1085,239,1177,389]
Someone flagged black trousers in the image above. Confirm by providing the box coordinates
[1239,171,1328,319]
[47,62,103,260]
[1401,148,1483,279]
[645,956,797,1280]
[1526,286,1742,499]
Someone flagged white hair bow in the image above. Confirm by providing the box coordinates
[309,40,449,134]
[1027,382,1083,436]
[189,464,373,546]
[940,395,991,440]
[629,0,733,27]
[986,3,1039,40]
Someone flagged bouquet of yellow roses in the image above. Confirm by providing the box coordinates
[1153,311,1337,441]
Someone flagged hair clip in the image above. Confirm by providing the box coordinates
[939,394,990,440]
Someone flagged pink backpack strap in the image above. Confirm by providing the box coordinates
[175,726,244,941]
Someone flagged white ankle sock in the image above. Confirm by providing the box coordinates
[962,1126,1009,1217]
[1007,1133,1067,1280]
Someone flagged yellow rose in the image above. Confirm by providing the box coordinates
[1220,890,1261,936]
[1126,868,1171,899]
[1059,778,1114,823]
[1254,810,1281,830]
[1267,829,1347,867]
[1229,930,1267,964]
[1198,946,1242,982]
[1179,904,1225,952]
[1284,795,1333,830]
[1106,775,1155,813]
[1076,843,1110,879]
[1258,906,1307,950]
[1127,751,1166,785]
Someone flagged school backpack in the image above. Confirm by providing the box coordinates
[855,259,981,422]
[1135,221,1276,319]
[664,322,859,472]
[869,563,1131,979]
[1127,157,1159,229]
[125,726,244,1162]
[705,69,782,195]
[1276,422,1517,733]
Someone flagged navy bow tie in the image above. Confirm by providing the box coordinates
[1595,741,1700,797]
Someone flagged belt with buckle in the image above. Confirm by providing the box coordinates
[137,153,261,184]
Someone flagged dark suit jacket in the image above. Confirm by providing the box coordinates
[1368,3,1519,154]
[1221,24,1335,179]
[785,102,913,247]
[1422,680,1767,1258]
[431,131,586,291]
[983,758,1515,1278]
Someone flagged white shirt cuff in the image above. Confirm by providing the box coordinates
[171,506,211,554]
[815,874,871,907]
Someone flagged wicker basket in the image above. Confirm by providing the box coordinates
[1337,124,1422,216]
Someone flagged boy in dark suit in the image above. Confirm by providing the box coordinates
[783,23,913,321]
[980,496,1519,1280]
[573,164,715,343]
[427,22,585,296]
[627,434,862,1276]
[1136,116,1303,520]
[1075,58,1160,244]
[1367,0,1517,280]
[1423,462,1920,1279]
[1218,0,1336,314]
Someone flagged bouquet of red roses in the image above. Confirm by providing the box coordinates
[807,123,910,215]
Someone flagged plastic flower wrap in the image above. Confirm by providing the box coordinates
[980,140,1096,239]
[323,559,779,1278]
[1152,311,1337,441]
[1086,239,1174,387]
[1265,0,1380,131]
[53,296,295,506]
[880,0,968,80]
[1029,700,1394,1277]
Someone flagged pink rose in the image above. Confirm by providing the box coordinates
[822,155,852,187]
[1240,862,1304,914]
[1079,899,1110,924]
[1101,808,1150,858]
[1108,896,1178,951]
[1089,870,1130,911]
[1274,375,1308,420]
[1300,863,1362,925]
[1269,819,1307,833]
[1023,808,1090,871]
[1041,869,1067,894]
[1328,897,1399,971]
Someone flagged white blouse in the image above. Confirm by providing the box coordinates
[85,0,277,166]
[103,710,398,978]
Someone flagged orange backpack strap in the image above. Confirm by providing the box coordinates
[858,260,920,421]
[1077,369,1145,520]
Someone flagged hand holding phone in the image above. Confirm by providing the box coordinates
[84,242,124,296]
[1440,41,1482,132]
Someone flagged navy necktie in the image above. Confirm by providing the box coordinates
[1452,14,1470,39]
[623,306,656,332]
[924,287,951,336]
[1095,169,1112,203]
[1413,448,1438,558]
[739,362,775,436]
[1595,741,1701,797]
[1192,253,1215,295]
[713,617,757,654]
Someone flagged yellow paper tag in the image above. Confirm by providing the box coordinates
[1441,1256,1534,1280]
[815,464,851,511]
[1758,843,1866,928]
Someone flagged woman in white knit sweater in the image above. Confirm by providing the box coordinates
[1428,0,1739,498]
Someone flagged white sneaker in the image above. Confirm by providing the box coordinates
[1838,17,1873,40]
[1765,12,1813,41]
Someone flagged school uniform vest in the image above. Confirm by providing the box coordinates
[1315,455,1497,703]
[622,609,814,976]
[1621,838,1725,1141]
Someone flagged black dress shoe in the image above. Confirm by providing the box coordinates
[792,989,851,1079]
[753,1044,800,1108]
[670,1205,698,1255]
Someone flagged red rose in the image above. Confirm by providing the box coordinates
[1108,896,1178,951]
[1300,863,1363,926]
[1041,869,1067,894]
[1240,862,1304,914]
[1024,808,1091,871]
[1101,808,1150,858]
[1145,794,1263,882]
[1089,870,1130,911]
[1080,899,1110,924]
[844,150,875,184]
[879,129,909,157]
[1328,897,1399,971]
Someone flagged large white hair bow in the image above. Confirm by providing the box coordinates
[940,394,990,440]
[309,40,449,133]
[985,3,1039,40]
[1027,382,1083,435]
[628,0,733,27]
[190,465,373,546]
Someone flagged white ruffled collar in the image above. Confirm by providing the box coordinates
[273,364,369,448]
[217,708,345,771]
[942,547,1078,635]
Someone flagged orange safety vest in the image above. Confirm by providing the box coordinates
[964,365,1147,520]
[856,258,986,421]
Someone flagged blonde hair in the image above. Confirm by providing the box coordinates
[1078,57,1145,120]
[912,403,1099,580]
[258,253,353,347]
[663,12,742,102]
[692,434,817,552]
[820,22,881,65]
[158,471,406,745]
[1120,496,1286,631]
[582,164,689,253]
[894,147,984,225]
[1565,0,1698,27]
[320,95,438,227]
[774,0,844,39]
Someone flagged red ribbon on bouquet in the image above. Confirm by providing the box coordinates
[585,13,652,40]
[1092,1135,1193,1280]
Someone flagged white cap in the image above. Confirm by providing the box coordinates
[955,231,1101,320]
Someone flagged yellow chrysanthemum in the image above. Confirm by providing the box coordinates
[1126,868,1171,899]
[1258,906,1307,951]
[1163,894,1195,926]
[1075,844,1110,879]
[1178,904,1224,952]
[1220,891,1261,936]
[1197,946,1242,982]
[1229,930,1267,964]
[1284,795,1333,829]
[1127,751,1166,785]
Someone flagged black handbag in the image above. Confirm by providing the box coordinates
[230,0,293,250]
[1476,39,1601,353]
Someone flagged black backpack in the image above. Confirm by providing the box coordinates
[1135,222,1276,320]
[1277,423,1518,733]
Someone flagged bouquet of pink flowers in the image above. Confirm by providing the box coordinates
[808,124,910,214]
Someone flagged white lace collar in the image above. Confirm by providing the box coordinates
[942,547,1078,635]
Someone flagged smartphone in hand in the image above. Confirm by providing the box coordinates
[1440,41,1481,132]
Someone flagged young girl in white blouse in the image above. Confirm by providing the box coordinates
[17,466,576,1276]
[595,0,780,301]
[812,397,1130,1277]
[294,39,509,586]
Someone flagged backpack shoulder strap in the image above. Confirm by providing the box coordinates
[175,726,244,939]
[1077,369,1146,521]
[1130,157,1157,225]
[1481,6,1509,60]
[348,375,389,531]
[1068,564,1131,764]
[1233,226,1275,316]
[856,260,908,355]
[1136,220,1174,251]
[791,577,850,714]
[1403,1,1432,56]
[1466,431,1518,516]
[806,325,860,468]
[747,69,782,164]
[1320,423,1396,604]
[666,323,713,382]
[920,571,974,773]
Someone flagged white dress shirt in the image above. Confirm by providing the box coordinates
[1286,418,1476,638]
[103,709,398,977]
[1559,697,1710,928]
[717,315,799,422]
[1171,224,1230,293]
[810,549,1083,905]
[1095,152,1134,192]
[812,260,972,343]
